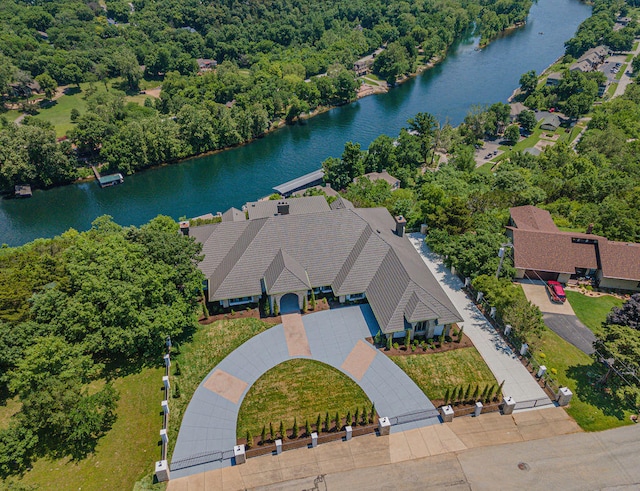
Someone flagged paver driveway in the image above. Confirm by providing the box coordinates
[170,305,439,479]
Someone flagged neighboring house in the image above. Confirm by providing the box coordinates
[354,170,401,190]
[506,205,640,292]
[570,45,608,72]
[188,196,463,338]
[354,60,373,76]
[540,114,560,131]
[546,72,563,86]
[8,81,41,98]
[196,58,217,72]
[598,81,609,98]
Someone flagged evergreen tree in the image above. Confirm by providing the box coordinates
[305,419,311,436]
[324,412,330,433]
[497,380,505,398]
[334,412,340,431]
[361,406,367,425]
[346,410,351,427]
[444,387,451,405]
[370,403,375,423]
[279,420,285,440]
[261,425,266,444]
[472,385,480,401]
[316,414,322,433]
[354,407,359,426]
[464,384,471,402]
[269,422,274,441]
[292,417,298,438]
[173,380,181,398]
[386,335,392,350]
[458,326,465,343]
[246,429,253,448]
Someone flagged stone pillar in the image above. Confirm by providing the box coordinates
[476,292,484,303]
[160,429,168,445]
[439,405,454,423]
[161,400,169,415]
[275,439,282,455]
[490,307,497,318]
[464,277,471,287]
[520,343,528,356]
[378,417,391,436]
[556,387,573,406]
[474,402,483,417]
[155,460,170,482]
[501,396,516,415]
[537,365,547,378]
[311,432,318,448]
[505,324,512,336]
[345,426,352,441]
[234,445,246,464]
[162,375,170,391]
[164,354,171,369]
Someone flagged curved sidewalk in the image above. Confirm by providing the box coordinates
[408,234,551,407]
[171,305,439,479]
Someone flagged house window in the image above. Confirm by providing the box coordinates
[202,279,209,291]
[346,293,365,301]
[313,286,333,294]
[229,296,253,306]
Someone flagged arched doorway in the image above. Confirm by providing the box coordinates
[279,293,300,314]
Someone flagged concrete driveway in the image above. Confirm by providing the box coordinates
[519,281,595,354]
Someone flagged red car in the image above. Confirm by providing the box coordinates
[547,281,566,303]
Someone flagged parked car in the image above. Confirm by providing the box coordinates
[546,280,566,303]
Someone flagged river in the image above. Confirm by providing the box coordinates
[0,0,591,246]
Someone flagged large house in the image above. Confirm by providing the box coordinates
[186,196,463,338]
[354,170,401,190]
[570,45,608,72]
[507,205,640,292]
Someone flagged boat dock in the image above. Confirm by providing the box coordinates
[273,168,324,197]
[92,165,124,188]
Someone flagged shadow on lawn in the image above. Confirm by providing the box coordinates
[566,362,627,420]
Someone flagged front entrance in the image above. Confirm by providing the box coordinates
[280,293,300,314]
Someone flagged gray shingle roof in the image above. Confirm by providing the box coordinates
[330,196,354,210]
[194,197,463,332]
[264,249,311,294]
[221,207,246,222]
[246,195,330,219]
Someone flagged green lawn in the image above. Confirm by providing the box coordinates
[237,359,371,438]
[476,161,495,174]
[615,66,626,80]
[536,327,633,432]
[391,347,497,402]
[168,318,274,456]
[0,397,20,430]
[31,89,87,138]
[606,82,618,99]
[0,109,22,122]
[14,366,166,491]
[566,291,623,335]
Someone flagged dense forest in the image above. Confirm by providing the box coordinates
[0,216,203,477]
[0,0,533,190]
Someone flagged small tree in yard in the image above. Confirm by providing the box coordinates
[354,407,359,426]
[464,384,471,403]
[472,385,480,401]
[497,380,505,399]
[374,330,383,346]
[174,361,181,376]
[273,301,279,316]
[439,332,445,346]
[261,425,266,444]
[386,335,392,350]
[310,290,316,309]
[316,414,322,433]
[405,329,411,348]
[444,387,451,405]
[458,326,464,343]
[305,419,311,437]
[481,385,489,402]
[173,380,181,398]
[324,412,330,433]
[346,410,351,427]
[246,429,253,448]
[303,296,307,311]
[279,420,285,440]
[504,124,520,145]
[334,412,340,431]
[370,403,375,423]
[292,417,298,438]
[361,406,367,425]
[270,422,274,441]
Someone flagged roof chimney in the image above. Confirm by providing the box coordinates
[179,220,190,236]
[394,215,407,237]
[586,223,593,234]
[277,201,290,215]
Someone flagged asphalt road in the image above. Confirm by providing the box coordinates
[543,313,596,355]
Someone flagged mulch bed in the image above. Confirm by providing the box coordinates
[367,333,475,357]
[197,298,331,325]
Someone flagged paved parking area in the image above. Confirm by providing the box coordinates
[519,281,595,354]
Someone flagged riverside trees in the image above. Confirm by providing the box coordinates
[0,215,204,477]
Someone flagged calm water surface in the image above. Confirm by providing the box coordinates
[0,0,591,246]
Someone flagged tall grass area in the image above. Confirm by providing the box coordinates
[391,347,497,401]
[9,366,165,491]
[167,318,274,457]
[237,359,371,438]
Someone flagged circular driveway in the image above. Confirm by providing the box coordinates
[170,305,438,479]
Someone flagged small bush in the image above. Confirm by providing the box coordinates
[246,429,253,449]
[292,417,298,438]
[261,425,266,444]
[386,336,392,350]
[393,342,399,350]
[172,381,181,398]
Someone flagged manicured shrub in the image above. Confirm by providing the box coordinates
[316,414,322,433]
[279,420,285,440]
[393,342,399,350]
[324,412,329,433]
[458,326,465,343]
[303,296,307,311]
[361,406,367,425]
[270,422,274,441]
[464,384,471,403]
[497,380,505,398]
[369,403,375,423]
[334,412,340,431]
[174,361,181,376]
[246,429,253,448]
[305,419,311,437]
[346,410,351,427]
[354,407,359,426]
[472,385,479,401]
[273,302,279,316]
[292,417,298,438]
[443,387,451,405]
[261,425,266,444]
[374,330,383,345]
[310,290,316,309]
[173,380,181,398]
[386,336,392,350]
[405,329,411,348]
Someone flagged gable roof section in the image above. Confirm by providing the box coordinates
[509,205,558,232]
[600,241,640,280]
[404,291,439,324]
[221,207,246,222]
[330,196,354,210]
[264,249,311,294]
